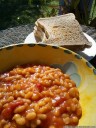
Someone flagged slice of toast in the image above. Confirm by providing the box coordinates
[35,13,92,51]
[33,26,47,42]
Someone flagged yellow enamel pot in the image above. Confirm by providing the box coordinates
[0,43,96,125]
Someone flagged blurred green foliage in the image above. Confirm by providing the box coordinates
[63,0,96,26]
[0,0,58,30]
[0,0,96,30]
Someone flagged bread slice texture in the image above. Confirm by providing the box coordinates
[33,26,47,42]
[35,22,49,39]
[35,13,92,51]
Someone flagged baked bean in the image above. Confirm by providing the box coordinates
[72,98,79,104]
[13,90,19,98]
[54,108,60,116]
[26,112,36,120]
[32,93,40,100]
[76,104,82,117]
[36,119,41,125]
[38,114,47,120]
[15,116,26,125]
[62,114,69,118]
[0,120,7,127]
[66,106,71,112]
[25,92,33,99]
[14,105,27,113]
[64,74,70,79]
[13,114,21,120]
[38,100,46,107]
[4,123,11,128]
[39,102,52,114]
[0,65,82,128]
[55,89,62,94]
[3,103,8,108]
[69,87,79,98]
[34,104,39,112]
[22,99,31,104]
[19,90,25,97]
[63,117,70,124]
[71,103,76,111]
[72,116,79,123]
[0,93,3,99]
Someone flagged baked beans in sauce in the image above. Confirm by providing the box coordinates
[0,65,82,128]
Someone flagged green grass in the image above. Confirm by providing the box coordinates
[90,0,96,21]
[0,0,95,30]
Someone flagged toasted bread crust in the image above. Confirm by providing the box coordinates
[34,13,92,51]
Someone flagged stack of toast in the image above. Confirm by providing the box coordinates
[33,13,91,51]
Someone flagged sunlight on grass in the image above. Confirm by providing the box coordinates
[90,0,96,20]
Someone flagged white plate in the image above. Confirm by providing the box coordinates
[24,32,96,61]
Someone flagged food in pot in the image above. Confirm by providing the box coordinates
[0,65,82,128]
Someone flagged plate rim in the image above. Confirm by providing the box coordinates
[0,43,96,72]
[24,32,96,60]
